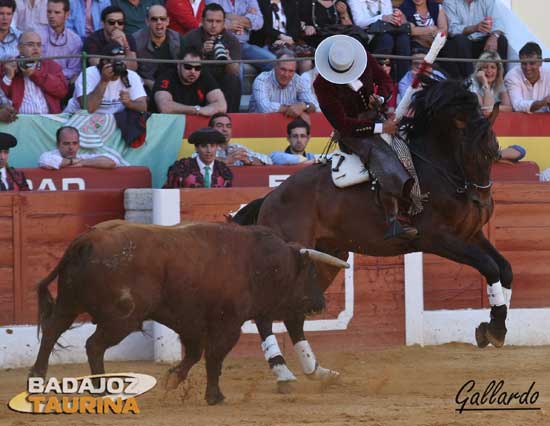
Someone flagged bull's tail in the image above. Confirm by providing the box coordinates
[36,236,91,338]
[231,197,265,225]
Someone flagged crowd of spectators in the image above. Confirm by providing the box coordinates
[0,0,547,188]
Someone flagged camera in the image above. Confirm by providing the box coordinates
[212,36,228,61]
[17,55,38,71]
[111,59,127,77]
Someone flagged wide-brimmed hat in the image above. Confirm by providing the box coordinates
[315,35,367,85]
[188,128,225,145]
[0,132,17,150]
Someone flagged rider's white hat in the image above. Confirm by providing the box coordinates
[315,35,367,85]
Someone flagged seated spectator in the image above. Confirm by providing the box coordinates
[37,0,82,84]
[183,4,241,112]
[443,0,507,79]
[249,0,300,51]
[0,31,68,113]
[299,0,352,48]
[133,5,184,93]
[470,51,512,116]
[166,0,204,36]
[399,0,462,78]
[505,42,550,113]
[153,47,227,116]
[111,0,162,35]
[39,126,121,169]
[346,0,410,80]
[66,0,110,41]
[270,118,316,165]
[205,112,272,165]
[0,0,21,60]
[0,132,29,191]
[163,127,233,188]
[206,0,276,73]
[249,50,317,120]
[83,6,138,71]
[378,58,397,113]
[14,0,48,32]
[398,50,445,101]
[64,42,147,114]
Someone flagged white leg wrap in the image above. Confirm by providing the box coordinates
[294,340,317,375]
[487,281,506,307]
[502,287,512,310]
[272,364,297,382]
[261,335,283,361]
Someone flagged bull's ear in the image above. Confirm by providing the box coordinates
[488,102,500,126]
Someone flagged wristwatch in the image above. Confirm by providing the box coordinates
[304,102,311,111]
[492,32,501,39]
[194,105,201,114]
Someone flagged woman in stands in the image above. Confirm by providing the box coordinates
[470,51,524,162]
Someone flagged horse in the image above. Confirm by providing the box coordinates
[232,77,511,391]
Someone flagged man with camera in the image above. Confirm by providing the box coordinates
[64,42,147,114]
[153,47,227,116]
[83,6,138,71]
[183,3,241,112]
[0,31,68,114]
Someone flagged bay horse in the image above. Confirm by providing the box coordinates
[233,77,511,390]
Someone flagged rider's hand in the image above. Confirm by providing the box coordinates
[382,118,398,135]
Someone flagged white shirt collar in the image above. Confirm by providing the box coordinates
[195,156,214,177]
[0,167,7,188]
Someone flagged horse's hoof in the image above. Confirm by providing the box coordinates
[277,380,294,394]
[206,392,225,405]
[307,366,341,384]
[475,322,490,348]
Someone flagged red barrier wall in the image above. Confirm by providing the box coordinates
[21,167,152,191]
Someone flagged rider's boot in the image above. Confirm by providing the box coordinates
[381,193,419,240]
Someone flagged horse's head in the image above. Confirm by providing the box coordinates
[404,76,500,207]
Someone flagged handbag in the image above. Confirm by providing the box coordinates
[365,20,411,36]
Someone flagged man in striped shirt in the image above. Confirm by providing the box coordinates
[248,49,317,122]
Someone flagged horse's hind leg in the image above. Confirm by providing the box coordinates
[285,314,340,384]
[165,336,204,391]
[29,309,79,378]
[256,318,297,394]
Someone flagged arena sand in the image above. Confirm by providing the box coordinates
[1,343,549,426]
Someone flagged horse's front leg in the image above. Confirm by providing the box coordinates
[255,317,297,393]
[284,314,341,384]
[422,233,509,348]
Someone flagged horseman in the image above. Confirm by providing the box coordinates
[313,35,418,240]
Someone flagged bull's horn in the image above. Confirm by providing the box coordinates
[299,249,350,269]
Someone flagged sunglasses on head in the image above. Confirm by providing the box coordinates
[183,63,201,71]
[150,16,168,22]
[107,19,124,26]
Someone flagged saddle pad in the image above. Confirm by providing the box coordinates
[330,150,370,188]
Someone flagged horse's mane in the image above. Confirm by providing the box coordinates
[402,75,487,140]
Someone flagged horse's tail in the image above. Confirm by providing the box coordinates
[232,197,265,225]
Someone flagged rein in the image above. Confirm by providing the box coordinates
[410,147,493,195]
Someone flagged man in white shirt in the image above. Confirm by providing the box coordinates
[64,42,147,114]
[0,132,29,191]
[504,42,550,113]
[39,126,121,169]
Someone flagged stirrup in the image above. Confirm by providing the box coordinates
[384,219,419,240]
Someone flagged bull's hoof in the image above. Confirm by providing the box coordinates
[205,391,225,405]
[277,380,295,394]
[475,322,490,348]
[164,371,181,391]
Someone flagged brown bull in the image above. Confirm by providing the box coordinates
[30,220,348,405]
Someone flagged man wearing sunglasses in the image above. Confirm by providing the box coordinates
[133,5,184,92]
[153,47,227,116]
[83,6,138,71]
[111,0,162,35]
[505,42,550,113]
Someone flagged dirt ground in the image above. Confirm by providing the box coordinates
[1,343,549,426]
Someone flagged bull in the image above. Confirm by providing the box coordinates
[29,220,349,405]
